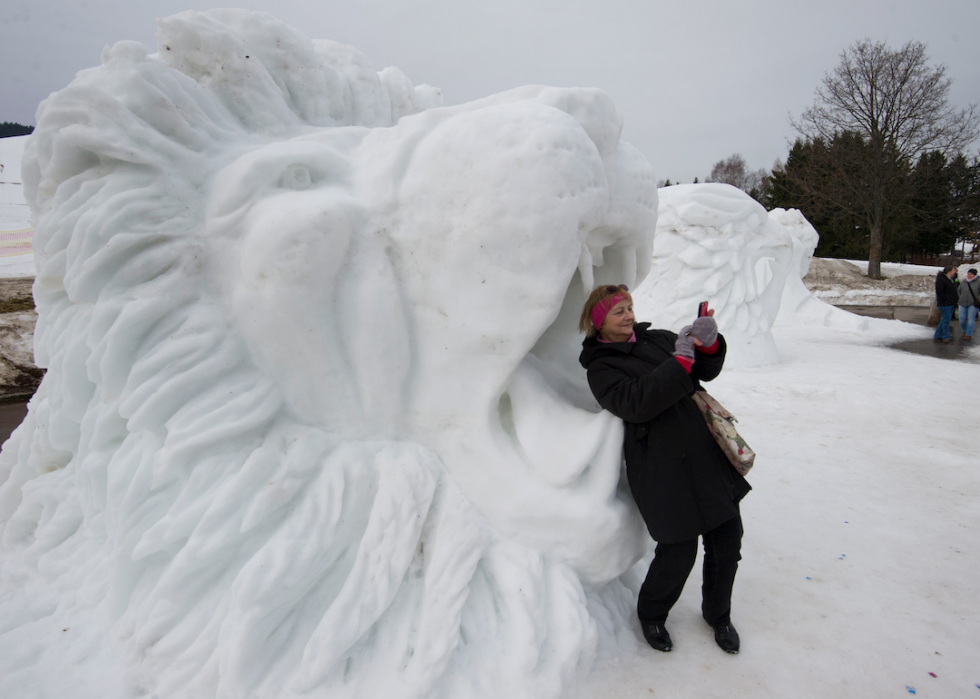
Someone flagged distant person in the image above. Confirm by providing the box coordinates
[958,268,979,341]
[578,285,750,655]
[952,268,960,320]
[934,265,958,344]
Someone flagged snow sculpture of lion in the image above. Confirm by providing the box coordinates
[0,9,659,699]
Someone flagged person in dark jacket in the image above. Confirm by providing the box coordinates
[578,284,750,655]
[934,265,958,343]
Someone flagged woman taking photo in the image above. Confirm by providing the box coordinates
[578,284,750,654]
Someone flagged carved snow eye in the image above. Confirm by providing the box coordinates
[280,164,312,190]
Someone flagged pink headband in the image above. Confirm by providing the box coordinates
[591,294,627,331]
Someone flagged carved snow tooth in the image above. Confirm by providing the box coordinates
[619,245,638,290]
[578,243,594,292]
[588,241,605,268]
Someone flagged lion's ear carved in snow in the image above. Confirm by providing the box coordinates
[0,9,658,699]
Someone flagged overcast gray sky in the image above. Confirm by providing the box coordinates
[3,0,978,182]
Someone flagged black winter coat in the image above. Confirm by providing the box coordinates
[579,323,750,544]
[936,274,958,307]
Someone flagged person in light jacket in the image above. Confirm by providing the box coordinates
[578,284,750,655]
[957,268,979,341]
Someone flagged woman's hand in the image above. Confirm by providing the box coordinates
[674,326,699,359]
[690,315,718,347]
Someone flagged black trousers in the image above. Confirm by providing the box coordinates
[637,514,743,626]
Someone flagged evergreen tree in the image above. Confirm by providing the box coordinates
[947,154,980,254]
[770,136,980,262]
[768,135,884,260]
[0,122,34,138]
[790,39,979,276]
[907,152,956,257]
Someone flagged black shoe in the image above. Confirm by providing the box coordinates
[640,620,673,652]
[711,622,740,654]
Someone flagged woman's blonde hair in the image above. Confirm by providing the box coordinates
[579,284,633,338]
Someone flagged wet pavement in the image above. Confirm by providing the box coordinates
[0,400,28,445]
[838,305,979,364]
[835,305,932,324]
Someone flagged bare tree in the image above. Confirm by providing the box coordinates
[708,154,768,201]
[791,39,979,277]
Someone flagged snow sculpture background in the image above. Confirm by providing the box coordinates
[0,9,659,699]
[631,184,785,367]
[770,207,869,330]
[631,184,867,368]
[631,184,792,366]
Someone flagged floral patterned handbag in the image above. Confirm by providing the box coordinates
[692,391,755,477]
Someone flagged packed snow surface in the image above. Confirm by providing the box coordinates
[573,319,980,698]
[0,255,35,279]
[3,8,977,699]
[844,259,944,277]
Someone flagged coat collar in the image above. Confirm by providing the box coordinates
[579,322,651,368]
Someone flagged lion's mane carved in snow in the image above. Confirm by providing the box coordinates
[0,10,660,699]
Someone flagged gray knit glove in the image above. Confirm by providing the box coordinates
[674,326,697,360]
[690,316,718,347]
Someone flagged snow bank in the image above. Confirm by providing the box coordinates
[804,258,936,307]
[0,10,659,699]
[843,259,942,277]
[0,135,27,185]
[0,254,35,279]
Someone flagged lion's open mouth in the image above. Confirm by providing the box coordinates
[482,233,650,583]
[499,356,623,489]
[497,234,646,494]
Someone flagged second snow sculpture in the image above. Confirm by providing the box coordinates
[770,207,870,330]
[631,184,867,367]
[632,183,794,367]
[0,9,658,699]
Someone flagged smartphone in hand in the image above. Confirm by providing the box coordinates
[698,301,709,318]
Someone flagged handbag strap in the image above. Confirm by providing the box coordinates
[968,280,979,305]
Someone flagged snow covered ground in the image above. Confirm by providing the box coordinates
[801,258,977,308]
[843,260,944,277]
[576,318,980,699]
[0,253,35,280]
